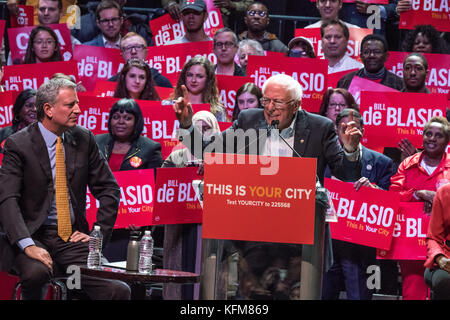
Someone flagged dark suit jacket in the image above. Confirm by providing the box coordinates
[336,68,404,91]
[94,134,163,171]
[83,34,106,47]
[0,123,120,271]
[325,145,395,190]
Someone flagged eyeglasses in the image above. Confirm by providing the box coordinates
[98,17,121,25]
[329,103,347,109]
[214,41,235,49]
[361,49,385,57]
[33,39,55,46]
[122,44,146,53]
[260,97,295,110]
[247,10,267,17]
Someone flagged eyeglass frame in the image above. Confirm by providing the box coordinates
[121,44,146,53]
[33,39,56,46]
[214,41,236,49]
[247,10,268,17]
[260,97,297,110]
[97,16,122,25]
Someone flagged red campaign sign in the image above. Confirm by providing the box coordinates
[348,76,397,105]
[2,61,78,92]
[93,80,116,97]
[147,41,215,77]
[326,178,400,250]
[0,20,6,50]
[216,75,252,121]
[86,169,156,229]
[153,167,203,225]
[155,86,174,101]
[377,202,430,260]
[77,94,210,159]
[218,121,233,132]
[400,0,450,32]
[0,92,14,129]
[74,44,123,92]
[202,154,317,244]
[8,23,73,65]
[360,91,447,150]
[327,68,359,88]
[9,5,34,28]
[386,51,450,97]
[150,10,223,46]
[294,28,373,61]
[310,0,388,3]
[247,55,327,113]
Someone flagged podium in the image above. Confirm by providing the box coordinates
[196,155,327,300]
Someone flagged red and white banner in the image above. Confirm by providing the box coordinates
[294,28,373,61]
[400,0,450,32]
[386,51,450,97]
[150,10,223,46]
[328,68,359,88]
[377,202,430,260]
[9,5,34,28]
[0,20,6,50]
[348,76,397,105]
[2,61,78,92]
[216,75,252,121]
[0,92,14,129]
[310,0,388,3]
[8,23,73,64]
[153,167,203,225]
[74,44,123,92]
[247,55,327,113]
[77,94,210,159]
[147,41,215,78]
[202,155,317,244]
[360,91,447,150]
[86,169,156,229]
[326,178,399,250]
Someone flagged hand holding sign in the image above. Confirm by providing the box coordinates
[167,1,182,20]
[340,109,363,153]
[173,85,194,129]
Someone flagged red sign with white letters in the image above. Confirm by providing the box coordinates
[2,61,78,92]
[9,5,34,28]
[0,20,6,50]
[216,75,252,121]
[153,167,203,225]
[385,51,450,98]
[400,0,450,32]
[294,27,373,61]
[377,202,430,260]
[8,23,73,64]
[360,91,447,150]
[326,178,399,250]
[0,92,14,129]
[86,169,156,229]
[246,55,328,112]
[150,10,223,46]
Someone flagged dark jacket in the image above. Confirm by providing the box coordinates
[94,134,163,171]
[239,31,288,54]
[336,68,404,91]
[108,68,173,88]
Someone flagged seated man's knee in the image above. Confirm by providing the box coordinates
[20,262,52,288]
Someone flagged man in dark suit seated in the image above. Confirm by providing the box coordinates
[173,74,363,299]
[0,78,130,300]
[336,34,404,91]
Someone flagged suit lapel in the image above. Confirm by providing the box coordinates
[30,123,52,179]
[293,111,309,157]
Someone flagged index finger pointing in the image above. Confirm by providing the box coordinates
[348,109,354,123]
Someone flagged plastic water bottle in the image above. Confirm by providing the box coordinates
[87,225,103,269]
[138,230,154,274]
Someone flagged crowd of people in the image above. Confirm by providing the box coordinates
[0,0,449,301]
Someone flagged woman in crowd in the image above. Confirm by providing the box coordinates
[231,83,263,121]
[424,182,450,300]
[95,98,163,262]
[318,88,359,125]
[0,88,37,150]
[390,116,450,300]
[162,110,221,300]
[286,36,316,58]
[401,24,449,54]
[237,39,265,76]
[171,56,226,122]
[23,25,62,64]
[114,58,161,101]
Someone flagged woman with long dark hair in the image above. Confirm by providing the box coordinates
[23,25,62,64]
[231,82,263,121]
[401,24,449,54]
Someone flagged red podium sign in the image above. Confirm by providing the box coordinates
[202,154,317,244]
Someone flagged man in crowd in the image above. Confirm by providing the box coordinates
[108,32,173,88]
[213,28,245,76]
[83,0,123,48]
[321,20,363,74]
[0,77,130,300]
[305,0,359,29]
[336,34,404,90]
[166,0,212,45]
[238,2,288,54]
[402,53,430,93]
[163,0,253,32]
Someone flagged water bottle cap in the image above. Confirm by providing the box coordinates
[145,230,151,235]
[94,225,100,230]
